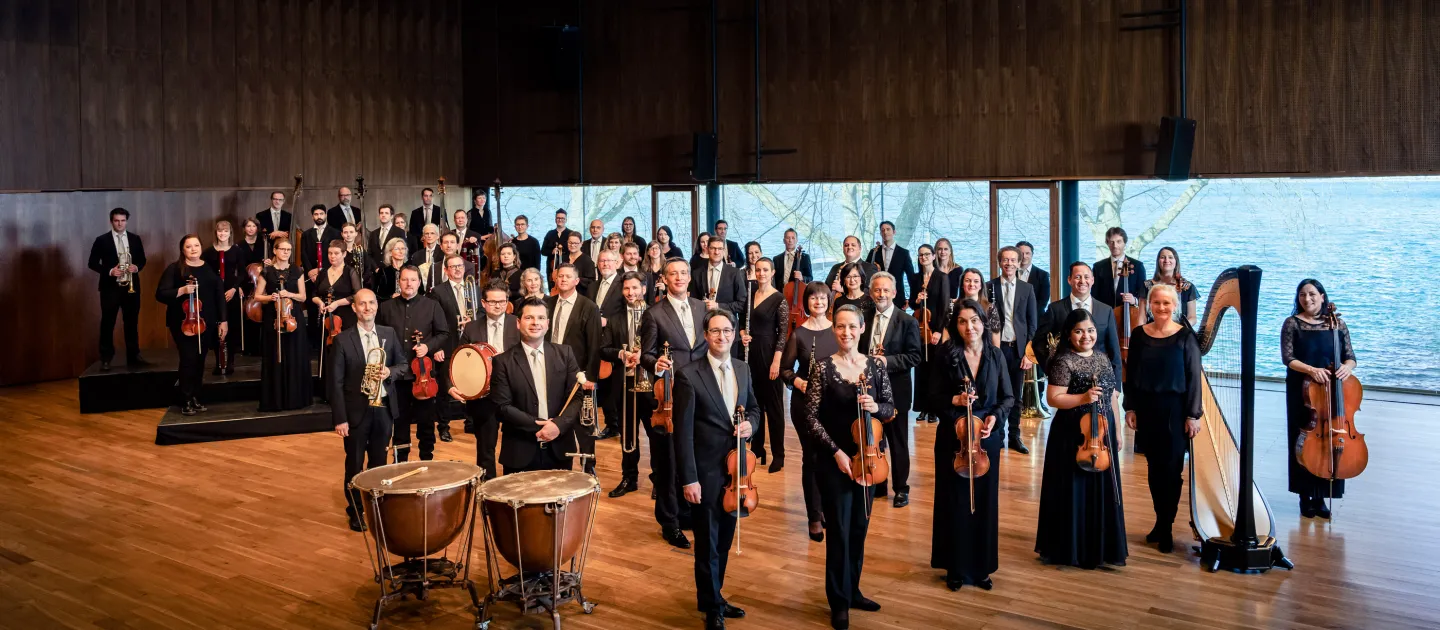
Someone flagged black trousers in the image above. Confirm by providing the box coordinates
[599,373,619,432]
[875,410,912,495]
[99,287,142,362]
[1000,342,1025,439]
[619,407,681,530]
[690,475,736,614]
[394,384,436,461]
[789,398,825,524]
[817,460,873,612]
[464,400,500,481]
[169,326,212,403]
[749,368,787,462]
[344,406,394,515]
[618,393,657,477]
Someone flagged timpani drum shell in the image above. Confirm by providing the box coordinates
[480,471,599,571]
[350,461,481,558]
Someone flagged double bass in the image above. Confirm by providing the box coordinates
[784,246,807,330]
[481,179,511,284]
[723,404,758,554]
[1298,303,1368,500]
[952,376,990,514]
[1113,259,1143,380]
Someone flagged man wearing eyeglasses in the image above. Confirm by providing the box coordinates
[448,282,519,480]
[430,254,471,443]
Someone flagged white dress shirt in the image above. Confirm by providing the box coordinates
[708,263,723,296]
[881,243,894,270]
[870,303,894,354]
[340,205,355,225]
[1070,294,1093,313]
[1000,279,1017,343]
[596,273,616,307]
[782,250,796,281]
[527,344,548,419]
[590,239,602,262]
[709,352,738,414]
[1111,256,1125,292]
[359,323,386,400]
[1019,265,1032,282]
[112,230,130,258]
[487,316,507,353]
[668,294,696,347]
[552,295,574,343]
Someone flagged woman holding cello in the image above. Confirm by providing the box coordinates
[800,304,894,629]
[1035,308,1127,569]
[202,220,244,374]
[254,237,311,411]
[156,234,227,416]
[1281,279,1358,519]
[781,282,837,542]
[1122,283,1202,553]
[929,298,1010,591]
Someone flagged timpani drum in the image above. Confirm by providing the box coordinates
[350,461,485,630]
[478,470,600,628]
[450,343,499,400]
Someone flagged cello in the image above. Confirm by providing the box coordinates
[723,404,759,554]
[1113,259,1143,380]
[409,330,439,400]
[784,245,807,331]
[650,342,675,433]
[952,376,990,514]
[1298,303,1368,502]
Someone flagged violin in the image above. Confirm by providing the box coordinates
[181,276,206,337]
[784,246,807,330]
[723,404,758,554]
[323,288,342,346]
[244,262,265,322]
[1075,370,1113,473]
[1298,303,1368,485]
[917,280,932,360]
[849,367,889,488]
[409,330,439,400]
[952,376,990,514]
[1113,259,1143,380]
[272,274,297,362]
[650,342,675,433]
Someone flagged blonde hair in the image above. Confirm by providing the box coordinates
[1146,282,1179,307]
[385,237,409,265]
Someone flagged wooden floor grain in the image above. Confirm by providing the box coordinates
[0,379,1435,630]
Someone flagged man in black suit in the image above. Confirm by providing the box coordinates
[1033,261,1124,390]
[582,218,607,265]
[451,209,483,265]
[1016,240,1051,317]
[255,190,293,260]
[546,263,603,475]
[368,204,407,269]
[772,228,814,290]
[408,187,446,250]
[1091,226,1147,310]
[674,307,759,630]
[603,272,659,497]
[327,186,361,230]
[690,237,747,316]
[88,207,148,371]
[300,203,342,349]
[377,266,450,462]
[490,297,584,474]
[824,235,879,292]
[589,249,625,441]
[858,272,924,507]
[988,246,1039,454]
[712,220,743,265]
[866,221,915,309]
[641,258,710,550]
[409,224,445,293]
[541,209,577,287]
[330,289,409,532]
[447,282,519,481]
[429,254,474,443]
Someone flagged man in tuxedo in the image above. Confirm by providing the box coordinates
[589,249,625,441]
[988,246,1038,454]
[88,207,148,371]
[1033,261,1124,389]
[1016,240,1051,317]
[546,264,603,475]
[376,267,450,462]
[1092,226,1147,309]
[408,187,446,250]
[438,232,477,279]
[858,272,923,507]
[299,203,340,349]
[675,307,759,630]
[368,204,406,268]
[489,297,583,474]
[583,218,607,264]
[541,209,576,286]
[772,228,813,290]
[451,209,482,265]
[690,237,746,316]
[603,272,659,496]
[711,220,743,266]
[330,289,409,532]
[255,190,293,259]
[467,190,495,242]
[328,186,360,230]
[866,221,914,309]
[447,282,519,481]
[641,258,710,549]
[429,254,473,443]
[824,235,879,292]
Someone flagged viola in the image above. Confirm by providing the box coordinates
[849,367,889,488]
[181,276,206,337]
[723,404,759,522]
[1298,303,1368,483]
[650,342,675,433]
[1075,370,1112,473]
[784,246,807,330]
[244,263,265,323]
[409,331,439,400]
[952,376,990,514]
[1113,259,1143,381]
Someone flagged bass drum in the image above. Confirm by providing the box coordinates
[449,342,498,400]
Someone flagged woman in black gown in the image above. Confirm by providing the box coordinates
[688,232,711,272]
[312,240,359,331]
[1143,247,1198,326]
[340,223,373,290]
[801,305,894,630]
[930,298,1010,590]
[254,238,312,411]
[910,244,950,424]
[202,220,245,374]
[1281,279,1357,519]
[1036,308,1127,569]
[832,263,872,315]
[934,238,964,300]
[1122,283,1202,553]
[782,282,837,542]
[957,268,1001,346]
[620,216,647,253]
[655,225,683,260]
[156,235,227,415]
[484,242,523,299]
[740,257,789,471]
[236,218,265,357]
[374,237,409,303]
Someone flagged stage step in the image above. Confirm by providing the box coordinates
[79,354,322,414]
[155,400,332,445]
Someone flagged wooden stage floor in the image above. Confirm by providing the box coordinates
[1,379,1436,630]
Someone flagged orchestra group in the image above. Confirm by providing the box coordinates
[90,187,1359,629]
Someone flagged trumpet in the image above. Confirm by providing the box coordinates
[362,339,388,407]
[577,371,598,431]
[117,251,135,293]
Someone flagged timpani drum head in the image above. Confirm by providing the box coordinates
[351,460,482,495]
[350,461,483,558]
[480,470,599,505]
[449,343,497,400]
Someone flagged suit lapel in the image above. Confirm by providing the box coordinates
[695,359,725,417]
[514,344,539,408]
[546,342,566,411]
[690,299,706,351]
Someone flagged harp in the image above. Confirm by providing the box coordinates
[1190,266,1293,572]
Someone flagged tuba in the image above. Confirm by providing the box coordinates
[362,339,388,407]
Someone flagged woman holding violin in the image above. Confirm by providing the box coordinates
[781,282,838,542]
[1143,247,1198,325]
[254,237,312,411]
[1122,284,1202,553]
[928,298,1010,591]
[1281,279,1357,519]
[1035,308,1128,569]
[739,257,789,472]
[237,218,265,356]
[910,244,950,424]
[202,220,244,374]
[156,234,227,416]
[800,304,894,629]
[313,240,359,331]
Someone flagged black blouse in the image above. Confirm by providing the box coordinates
[155,261,226,329]
[930,341,1013,423]
[802,356,897,455]
[201,246,246,291]
[1122,326,1203,420]
[511,235,541,272]
[781,325,839,389]
[1280,316,1355,366]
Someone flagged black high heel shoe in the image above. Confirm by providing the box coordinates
[1300,496,1317,518]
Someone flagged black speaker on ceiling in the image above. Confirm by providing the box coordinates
[1154,116,1196,181]
[692,132,717,182]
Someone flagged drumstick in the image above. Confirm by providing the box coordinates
[539,381,584,450]
[382,466,428,486]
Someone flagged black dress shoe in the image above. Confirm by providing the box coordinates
[651,488,657,500]
[663,527,691,549]
[348,514,367,532]
[100,360,112,372]
[1299,497,1317,518]
[927,415,938,424]
[830,610,849,629]
[754,451,767,466]
[705,612,725,630]
[1157,536,1174,553]
[1314,499,1331,519]
[1007,437,1030,455]
[768,458,784,474]
[438,424,453,442]
[609,478,638,498]
[975,577,993,590]
[721,603,745,618]
[946,575,963,591]
[850,596,880,612]
[129,356,151,367]
[1146,525,1165,543]
[809,530,824,543]
[893,492,909,508]
[594,426,619,440]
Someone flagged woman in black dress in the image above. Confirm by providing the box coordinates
[1122,283,1202,553]
[1144,246,1199,326]
[832,263,872,315]
[485,242,523,299]
[741,241,763,283]
[655,225,682,260]
[620,216,648,253]
[254,238,312,411]
[740,257,789,471]
[156,234,228,416]
[929,299,1010,590]
[643,241,668,302]
[202,220,245,374]
[340,222,373,289]
[688,232,711,272]
[957,268,1001,346]
[374,237,409,303]
[1281,279,1357,519]
[782,282,837,542]
[910,244,950,424]
[801,305,894,630]
[934,238,964,300]
[509,215,542,272]
[236,218,265,356]
[312,240,359,332]
[1036,308,1128,569]
[512,267,546,314]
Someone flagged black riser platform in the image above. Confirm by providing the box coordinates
[155,400,332,445]
[79,354,322,414]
